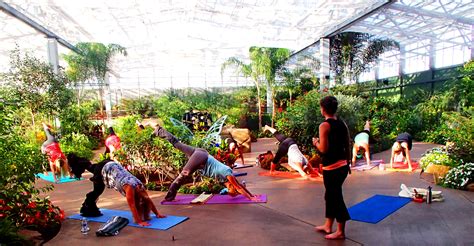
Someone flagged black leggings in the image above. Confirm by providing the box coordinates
[323,166,350,223]
[272,132,297,164]
[155,128,209,201]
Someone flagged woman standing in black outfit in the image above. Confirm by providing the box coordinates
[313,96,351,240]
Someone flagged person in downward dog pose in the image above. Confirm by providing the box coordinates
[262,125,320,179]
[41,123,73,182]
[352,120,371,167]
[390,132,413,171]
[137,121,258,202]
[67,155,165,226]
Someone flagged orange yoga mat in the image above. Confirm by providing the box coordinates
[386,161,419,172]
[258,171,322,180]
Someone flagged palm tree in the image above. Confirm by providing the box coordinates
[278,66,313,106]
[222,47,290,128]
[63,42,127,118]
[330,32,399,84]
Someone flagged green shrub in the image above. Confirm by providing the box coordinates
[178,177,225,194]
[114,116,187,188]
[442,162,473,190]
[419,147,459,170]
[60,132,94,159]
[0,102,64,239]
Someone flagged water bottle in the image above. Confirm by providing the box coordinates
[81,217,90,234]
[255,157,259,167]
[426,186,432,204]
[242,181,246,187]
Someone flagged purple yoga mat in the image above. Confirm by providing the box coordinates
[161,194,267,205]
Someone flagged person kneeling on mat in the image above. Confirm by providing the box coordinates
[68,155,165,226]
[138,121,258,202]
[262,125,320,179]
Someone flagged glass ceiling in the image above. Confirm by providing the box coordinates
[1,0,384,90]
[0,0,472,96]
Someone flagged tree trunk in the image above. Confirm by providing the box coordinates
[30,109,35,127]
[256,85,262,130]
[289,90,293,106]
[97,88,105,125]
[271,87,276,127]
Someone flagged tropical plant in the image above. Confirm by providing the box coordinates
[3,49,73,126]
[419,147,459,170]
[222,47,290,129]
[63,42,127,117]
[330,32,399,84]
[0,100,64,242]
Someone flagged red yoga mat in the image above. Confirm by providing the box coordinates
[386,161,419,171]
[161,194,267,205]
[258,171,322,180]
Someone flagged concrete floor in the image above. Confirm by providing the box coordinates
[44,138,474,246]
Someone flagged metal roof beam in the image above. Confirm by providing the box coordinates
[388,3,474,26]
[0,0,80,54]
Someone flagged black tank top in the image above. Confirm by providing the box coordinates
[321,118,350,166]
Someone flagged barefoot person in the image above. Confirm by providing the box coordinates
[41,123,72,182]
[263,125,320,179]
[67,155,165,226]
[352,121,371,167]
[313,96,351,240]
[390,132,413,171]
[138,122,258,202]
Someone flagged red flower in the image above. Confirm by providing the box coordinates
[35,211,42,219]
[59,210,65,221]
[0,199,4,205]
[0,213,5,219]
[25,217,35,225]
[27,202,37,209]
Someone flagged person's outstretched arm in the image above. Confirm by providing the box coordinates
[226,175,258,201]
[140,190,166,218]
[124,185,149,226]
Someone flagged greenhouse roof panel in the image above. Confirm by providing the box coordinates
[1,0,385,89]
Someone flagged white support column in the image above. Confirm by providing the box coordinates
[471,24,474,60]
[266,81,272,114]
[47,38,59,74]
[104,73,113,126]
[319,38,330,90]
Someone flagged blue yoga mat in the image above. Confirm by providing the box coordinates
[37,172,83,183]
[348,195,411,224]
[68,209,188,230]
[233,172,247,177]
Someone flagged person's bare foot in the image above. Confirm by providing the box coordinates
[325,231,345,240]
[315,225,331,234]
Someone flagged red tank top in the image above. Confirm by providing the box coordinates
[105,135,121,150]
[43,142,66,163]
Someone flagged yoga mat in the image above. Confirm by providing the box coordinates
[348,195,412,224]
[351,160,384,171]
[36,172,83,183]
[161,194,267,205]
[258,171,321,180]
[386,161,419,172]
[233,172,247,177]
[68,209,188,230]
[233,163,254,169]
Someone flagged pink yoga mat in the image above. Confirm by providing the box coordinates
[351,160,384,171]
[161,194,267,205]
